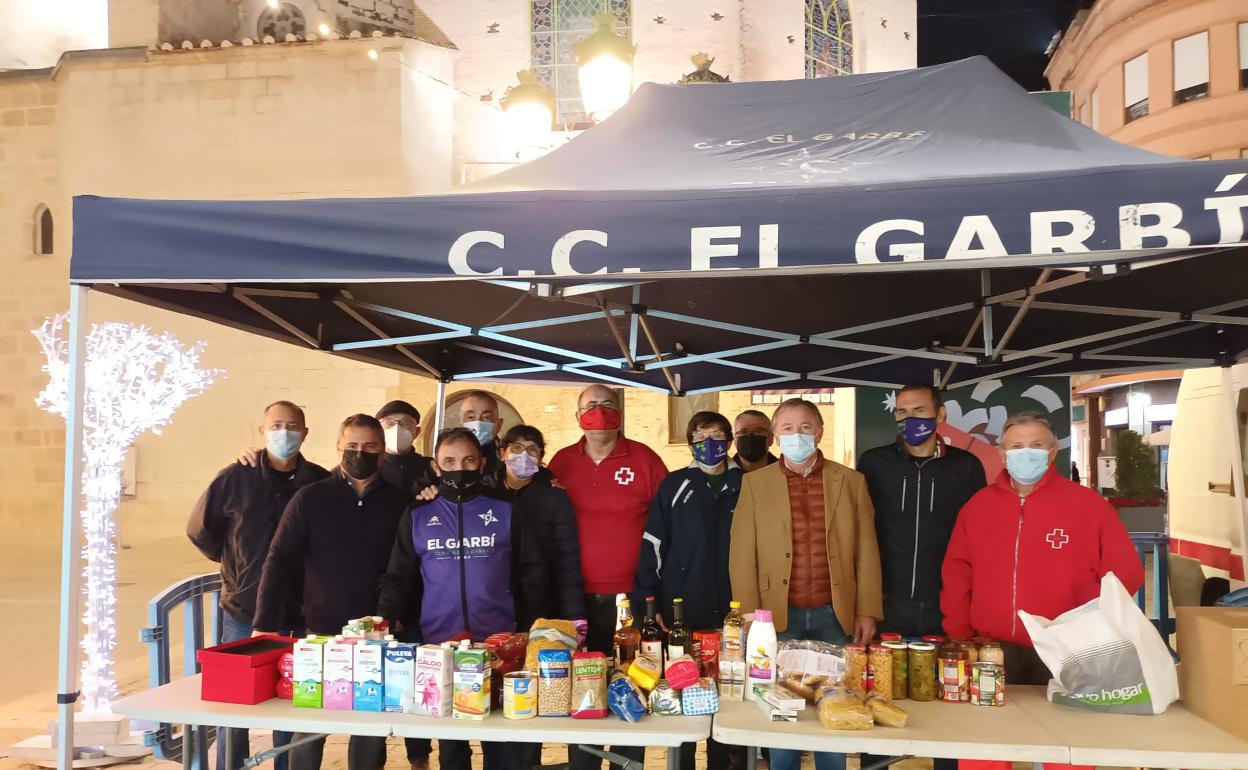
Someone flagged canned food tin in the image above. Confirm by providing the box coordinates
[970,662,1005,706]
[939,649,967,703]
[503,671,537,719]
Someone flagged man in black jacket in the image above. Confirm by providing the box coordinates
[856,384,985,770]
[634,410,745,770]
[377,400,437,497]
[254,414,408,770]
[187,400,328,770]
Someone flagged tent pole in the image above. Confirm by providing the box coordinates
[980,271,994,357]
[1220,365,1248,582]
[57,285,89,770]
[628,286,641,362]
[434,379,448,437]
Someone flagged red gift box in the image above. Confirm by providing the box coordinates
[197,635,296,705]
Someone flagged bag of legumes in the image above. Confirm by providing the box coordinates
[1018,572,1178,715]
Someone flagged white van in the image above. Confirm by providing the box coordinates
[1166,363,1248,591]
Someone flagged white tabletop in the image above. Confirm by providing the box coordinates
[112,676,710,747]
[712,688,1070,764]
[1013,692,1248,770]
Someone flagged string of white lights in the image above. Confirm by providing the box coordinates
[35,316,221,713]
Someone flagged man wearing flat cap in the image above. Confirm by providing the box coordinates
[376,400,437,498]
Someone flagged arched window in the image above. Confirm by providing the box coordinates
[806,0,853,78]
[530,0,632,125]
[34,204,53,255]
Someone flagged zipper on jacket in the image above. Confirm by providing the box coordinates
[1010,495,1025,639]
[457,500,470,636]
[910,456,936,599]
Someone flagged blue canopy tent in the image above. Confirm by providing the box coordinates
[56,57,1248,762]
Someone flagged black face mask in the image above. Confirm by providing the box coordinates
[438,468,482,502]
[736,433,770,463]
[342,450,381,481]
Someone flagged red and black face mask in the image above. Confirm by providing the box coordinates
[577,404,621,431]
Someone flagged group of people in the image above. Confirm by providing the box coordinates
[188,382,1144,770]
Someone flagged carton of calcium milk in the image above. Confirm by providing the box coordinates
[353,640,385,712]
[383,642,415,713]
[293,636,326,709]
[411,643,453,717]
[323,637,355,710]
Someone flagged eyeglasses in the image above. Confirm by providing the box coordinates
[506,443,543,459]
[577,400,618,414]
[734,429,769,438]
[691,431,729,442]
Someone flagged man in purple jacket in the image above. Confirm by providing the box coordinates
[378,427,547,770]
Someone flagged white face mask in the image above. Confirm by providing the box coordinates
[383,424,413,454]
[266,429,304,462]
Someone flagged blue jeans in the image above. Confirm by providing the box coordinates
[768,606,852,770]
[217,612,292,770]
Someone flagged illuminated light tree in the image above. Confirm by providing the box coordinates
[35,316,221,713]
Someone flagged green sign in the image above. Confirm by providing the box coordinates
[1031,90,1073,118]
[855,377,1072,480]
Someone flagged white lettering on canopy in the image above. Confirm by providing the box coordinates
[690,225,780,270]
[551,230,609,276]
[1030,210,1095,253]
[854,219,925,263]
[946,215,1007,260]
[449,231,505,276]
[1119,203,1191,249]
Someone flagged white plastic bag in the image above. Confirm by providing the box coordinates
[1018,572,1178,715]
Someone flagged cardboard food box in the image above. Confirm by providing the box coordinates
[197,635,295,705]
[1176,606,1248,741]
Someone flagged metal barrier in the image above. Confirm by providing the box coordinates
[1130,532,1174,640]
[140,572,224,768]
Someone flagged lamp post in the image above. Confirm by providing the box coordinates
[678,52,730,84]
[574,12,635,122]
[501,68,555,157]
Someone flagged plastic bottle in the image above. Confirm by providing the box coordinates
[744,608,777,701]
[720,600,746,701]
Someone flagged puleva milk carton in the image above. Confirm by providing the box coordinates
[293,636,326,709]
[383,642,415,713]
[323,637,355,710]
[452,642,491,720]
[353,640,385,712]
[411,643,453,717]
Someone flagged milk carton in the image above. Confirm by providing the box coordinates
[293,636,326,709]
[383,642,416,713]
[411,643,453,717]
[353,640,385,712]
[452,642,491,720]
[323,637,355,710]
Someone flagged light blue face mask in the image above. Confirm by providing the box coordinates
[1005,447,1050,485]
[778,432,817,464]
[266,429,303,462]
[462,420,496,447]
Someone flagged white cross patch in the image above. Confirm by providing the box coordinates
[614,467,635,486]
[1046,528,1070,550]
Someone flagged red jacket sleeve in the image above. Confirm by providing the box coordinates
[1094,499,1144,596]
[940,501,976,639]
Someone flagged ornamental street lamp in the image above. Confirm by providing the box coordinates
[574,12,635,122]
[501,68,556,151]
[678,52,730,84]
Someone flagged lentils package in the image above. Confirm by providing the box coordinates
[570,652,608,719]
[537,648,572,716]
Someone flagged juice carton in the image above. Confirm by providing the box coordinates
[293,636,327,709]
[452,642,491,720]
[323,637,355,710]
[383,642,416,713]
[353,640,385,712]
[411,643,453,717]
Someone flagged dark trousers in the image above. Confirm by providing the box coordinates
[865,599,955,770]
[216,612,292,770]
[288,734,386,770]
[569,593,645,770]
[405,738,431,764]
[438,740,508,770]
[679,738,747,770]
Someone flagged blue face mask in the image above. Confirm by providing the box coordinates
[691,437,730,468]
[1006,447,1050,485]
[462,420,496,447]
[778,432,817,464]
[266,429,303,461]
[897,416,938,447]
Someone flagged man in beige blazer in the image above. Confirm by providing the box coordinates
[729,397,882,770]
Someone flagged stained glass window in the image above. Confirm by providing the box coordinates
[531,0,632,125]
[805,0,853,78]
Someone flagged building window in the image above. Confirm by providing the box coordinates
[668,393,719,444]
[1173,31,1209,104]
[1241,148,1248,159]
[805,0,853,78]
[531,0,632,126]
[34,204,53,255]
[1090,88,1100,131]
[1124,53,1149,122]
[1239,23,1248,89]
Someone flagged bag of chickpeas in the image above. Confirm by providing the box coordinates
[537,648,572,716]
